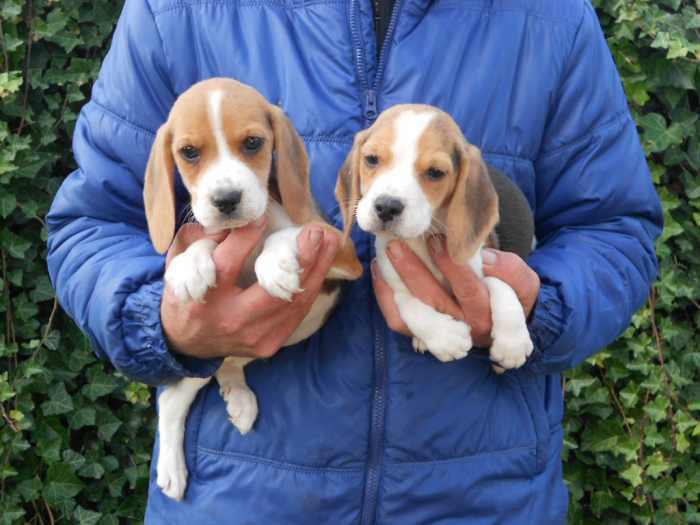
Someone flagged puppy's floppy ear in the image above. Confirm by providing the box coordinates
[446,143,499,265]
[335,129,368,243]
[144,122,176,254]
[269,106,316,225]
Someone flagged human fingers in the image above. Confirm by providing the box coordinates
[481,249,541,316]
[384,240,464,321]
[370,260,411,336]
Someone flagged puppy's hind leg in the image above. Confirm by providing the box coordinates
[157,377,211,501]
[216,357,258,434]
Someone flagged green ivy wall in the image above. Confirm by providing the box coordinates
[0,1,698,523]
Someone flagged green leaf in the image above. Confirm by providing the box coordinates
[0,71,23,98]
[643,396,670,423]
[74,506,102,525]
[646,452,672,479]
[620,464,644,488]
[62,449,86,472]
[68,407,96,429]
[43,463,84,503]
[638,113,684,153]
[78,461,105,479]
[96,409,122,442]
[81,366,120,401]
[0,374,15,403]
[41,383,74,416]
[0,193,16,218]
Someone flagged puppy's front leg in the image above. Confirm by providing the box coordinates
[394,291,473,362]
[157,377,211,500]
[254,226,303,301]
[164,239,217,303]
[483,277,533,372]
[216,357,257,434]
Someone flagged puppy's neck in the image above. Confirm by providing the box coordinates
[265,200,295,233]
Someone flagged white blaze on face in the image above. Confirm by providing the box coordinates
[356,110,436,238]
[191,90,268,229]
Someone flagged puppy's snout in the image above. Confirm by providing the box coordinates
[374,196,404,223]
[212,190,242,215]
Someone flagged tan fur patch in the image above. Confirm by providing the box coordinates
[336,104,499,264]
[145,78,363,279]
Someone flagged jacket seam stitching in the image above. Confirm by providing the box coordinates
[538,110,629,159]
[145,0,174,95]
[197,447,363,475]
[432,2,580,25]
[482,150,535,167]
[153,0,348,15]
[301,134,353,144]
[384,444,535,467]
[90,100,157,138]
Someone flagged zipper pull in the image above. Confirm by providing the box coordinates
[364,90,378,122]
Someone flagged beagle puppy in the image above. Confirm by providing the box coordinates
[336,104,534,370]
[145,78,362,500]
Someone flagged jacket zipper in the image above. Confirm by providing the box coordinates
[351,0,403,126]
[349,3,403,523]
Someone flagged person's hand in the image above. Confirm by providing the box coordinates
[161,220,340,359]
[371,236,540,347]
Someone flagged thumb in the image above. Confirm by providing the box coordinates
[295,224,326,273]
[482,248,540,314]
[213,217,268,286]
[481,248,519,282]
[166,224,230,266]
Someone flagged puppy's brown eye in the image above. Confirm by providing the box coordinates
[426,167,446,181]
[180,145,200,163]
[243,136,264,153]
[365,155,379,167]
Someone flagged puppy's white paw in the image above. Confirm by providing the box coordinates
[220,383,259,435]
[255,248,302,301]
[157,445,188,501]
[164,239,217,303]
[489,325,533,372]
[422,314,473,362]
[412,337,428,353]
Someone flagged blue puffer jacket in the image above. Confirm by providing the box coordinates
[47,0,662,523]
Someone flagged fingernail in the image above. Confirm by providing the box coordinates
[429,236,443,255]
[482,249,497,266]
[387,240,403,260]
[309,228,322,249]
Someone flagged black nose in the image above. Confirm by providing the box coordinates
[374,196,405,223]
[212,190,242,215]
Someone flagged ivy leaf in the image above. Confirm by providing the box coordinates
[73,506,102,525]
[620,464,644,488]
[81,366,119,401]
[0,193,16,218]
[643,396,670,423]
[43,463,84,503]
[41,382,74,416]
[646,452,672,478]
[78,461,105,480]
[638,113,684,153]
[68,407,96,429]
[96,409,122,441]
[62,449,86,472]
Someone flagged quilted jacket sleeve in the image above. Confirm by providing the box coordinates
[526,2,663,375]
[47,0,221,385]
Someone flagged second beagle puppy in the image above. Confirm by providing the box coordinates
[145,78,362,500]
[337,104,534,370]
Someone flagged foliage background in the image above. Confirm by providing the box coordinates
[0,0,697,523]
